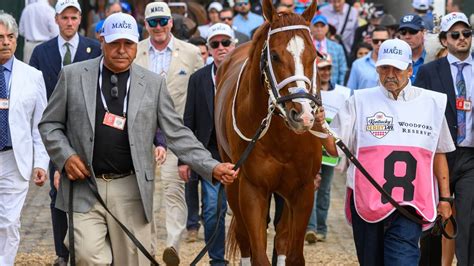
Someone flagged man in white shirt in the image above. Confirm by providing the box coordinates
[319,0,358,53]
[134,2,203,265]
[18,0,59,63]
[315,39,453,265]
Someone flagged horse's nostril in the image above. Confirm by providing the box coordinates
[289,108,300,122]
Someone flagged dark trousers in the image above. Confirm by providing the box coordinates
[449,147,474,266]
[419,232,441,266]
[49,164,69,259]
[185,173,201,231]
[350,195,422,266]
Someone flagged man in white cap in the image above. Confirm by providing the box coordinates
[0,12,49,266]
[198,2,223,39]
[28,1,101,264]
[415,12,474,265]
[39,12,237,265]
[314,38,453,264]
[412,0,434,31]
[134,2,203,264]
[179,23,236,266]
[18,0,59,63]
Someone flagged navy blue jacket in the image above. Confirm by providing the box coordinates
[30,35,102,99]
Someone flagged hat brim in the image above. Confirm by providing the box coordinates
[376,59,409,70]
[317,62,332,68]
[207,33,234,42]
[398,24,424,31]
[104,33,139,44]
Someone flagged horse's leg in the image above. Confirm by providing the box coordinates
[225,177,251,263]
[274,200,289,266]
[285,183,314,266]
[240,178,271,266]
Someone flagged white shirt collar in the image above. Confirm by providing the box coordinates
[148,36,174,54]
[447,52,473,66]
[379,80,415,101]
[58,33,79,50]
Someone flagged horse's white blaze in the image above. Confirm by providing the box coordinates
[286,36,314,127]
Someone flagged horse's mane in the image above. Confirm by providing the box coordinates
[248,12,312,65]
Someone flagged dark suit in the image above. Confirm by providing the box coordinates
[29,35,101,260]
[182,63,227,264]
[415,56,474,266]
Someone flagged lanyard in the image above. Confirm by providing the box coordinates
[98,58,131,117]
[211,63,216,94]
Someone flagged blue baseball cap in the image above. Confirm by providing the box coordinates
[312,15,328,26]
[398,14,425,31]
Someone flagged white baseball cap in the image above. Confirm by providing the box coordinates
[207,23,235,42]
[376,39,412,70]
[208,2,223,12]
[145,2,171,20]
[440,12,471,32]
[55,0,81,14]
[412,0,429,11]
[100,13,139,44]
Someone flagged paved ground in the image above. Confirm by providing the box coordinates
[16,171,358,265]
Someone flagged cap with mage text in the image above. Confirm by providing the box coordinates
[441,12,471,32]
[207,23,235,42]
[399,14,425,31]
[100,13,139,44]
[55,0,81,14]
[145,2,171,20]
[376,39,412,70]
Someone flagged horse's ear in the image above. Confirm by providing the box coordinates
[301,1,317,23]
[262,0,276,23]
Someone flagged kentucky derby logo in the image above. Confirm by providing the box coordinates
[366,112,394,138]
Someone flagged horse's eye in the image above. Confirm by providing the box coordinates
[270,52,280,62]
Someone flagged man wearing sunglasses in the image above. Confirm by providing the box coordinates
[219,7,250,46]
[398,14,427,83]
[347,26,390,91]
[233,0,264,38]
[134,2,204,265]
[180,23,236,266]
[415,12,474,266]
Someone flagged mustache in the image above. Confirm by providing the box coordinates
[383,78,398,84]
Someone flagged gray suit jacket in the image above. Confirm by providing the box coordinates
[39,57,218,222]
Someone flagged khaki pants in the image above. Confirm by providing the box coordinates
[68,175,151,266]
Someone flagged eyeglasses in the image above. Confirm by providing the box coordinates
[209,39,232,49]
[448,29,473,40]
[235,2,249,7]
[147,17,170,28]
[372,39,387,45]
[110,74,119,99]
[399,28,420,36]
[220,17,233,22]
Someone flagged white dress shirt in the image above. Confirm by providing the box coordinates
[19,0,59,42]
[447,53,474,147]
[58,33,79,67]
[331,82,456,189]
[148,37,174,77]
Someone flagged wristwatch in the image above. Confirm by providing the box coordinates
[439,196,454,205]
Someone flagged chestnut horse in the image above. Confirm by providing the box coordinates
[215,0,322,265]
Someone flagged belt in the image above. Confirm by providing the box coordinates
[96,170,134,182]
[0,146,12,152]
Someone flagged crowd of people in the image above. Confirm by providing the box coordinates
[0,0,473,265]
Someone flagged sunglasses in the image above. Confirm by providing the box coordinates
[210,39,232,49]
[399,28,420,36]
[448,29,473,40]
[235,2,249,6]
[147,17,170,28]
[220,17,233,21]
[110,74,119,99]
[372,39,387,45]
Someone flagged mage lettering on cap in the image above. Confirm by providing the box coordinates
[445,13,459,23]
[151,6,164,13]
[112,20,132,30]
[383,46,403,56]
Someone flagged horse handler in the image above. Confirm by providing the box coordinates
[315,38,453,265]
[39,13,237,265]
